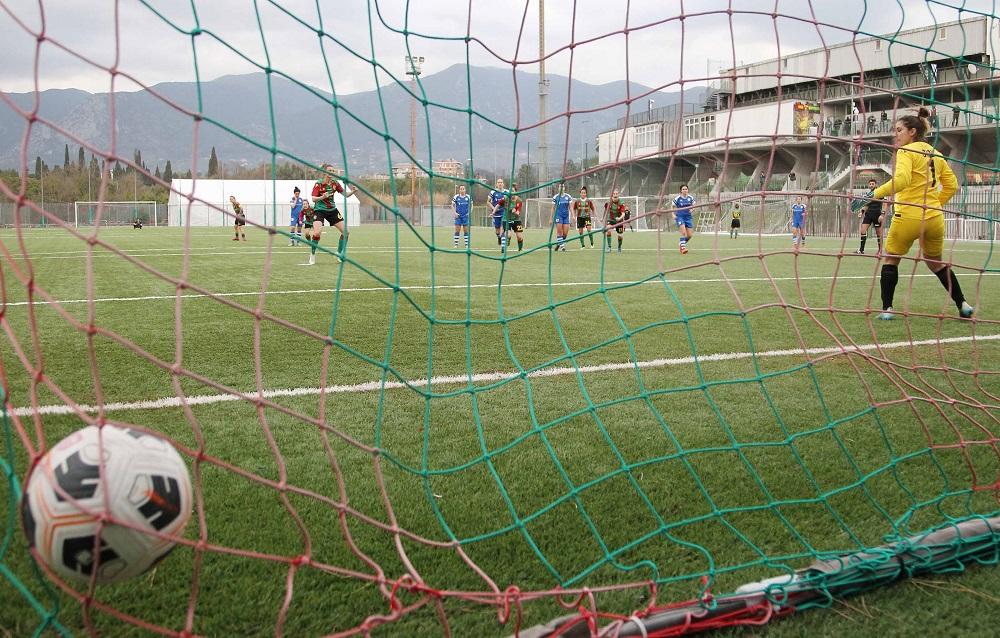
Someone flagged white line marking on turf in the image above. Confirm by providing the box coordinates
[9,249,428,259]
[10,334,999,417]
[4,272,996,308]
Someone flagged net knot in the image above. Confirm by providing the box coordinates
[388,574,437,611]
[700,575,715,607]
[499,585,521,624]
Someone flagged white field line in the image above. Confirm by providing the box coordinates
[4,272,997,308]
[9,248,429,259]
[6,244,995,259]
[9,334,999,418]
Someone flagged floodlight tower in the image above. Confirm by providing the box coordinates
[538,0,549,196]
[405,55,424,221]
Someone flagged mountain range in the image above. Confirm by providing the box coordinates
[0,65,706,175]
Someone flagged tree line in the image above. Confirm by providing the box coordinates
[0,144,600,207]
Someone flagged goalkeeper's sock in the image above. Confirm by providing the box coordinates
[933,266,966,310]
[880,263,898,310]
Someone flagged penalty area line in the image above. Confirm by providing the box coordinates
[11,333,999,417]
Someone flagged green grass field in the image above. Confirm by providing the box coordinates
[1,224,998,637]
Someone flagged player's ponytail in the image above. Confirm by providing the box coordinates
[896,107,930,140]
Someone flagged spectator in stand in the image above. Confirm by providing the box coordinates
[952,105,961,127]
[867,115,876,134]
[880,110,889,133]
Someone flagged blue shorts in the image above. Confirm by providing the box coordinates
[492,215,504,229]
[675,212,693,229]
[555,213,569,225]
[290,213,302,226]
[455,214,469,226]
[792,216,804,229]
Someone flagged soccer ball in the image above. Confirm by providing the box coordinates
[21,425,192,585]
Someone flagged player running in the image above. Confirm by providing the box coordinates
[854,179,884,254]
[550,183,572,251]
[573,186,595,248]
[603,189,629,253]
[790,196,807,250]
[306,163,356,266]
[672,184,695,254]
[489,178,508,250]
[289,187,304,246]
[452,185,472,249]
[230,195,246,241]
[730,202,742,238]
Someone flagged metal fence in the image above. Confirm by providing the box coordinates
[7,187,996,241]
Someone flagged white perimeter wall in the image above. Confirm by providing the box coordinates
[167,179,360,227]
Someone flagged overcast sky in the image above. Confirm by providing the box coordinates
[1,0,995,97]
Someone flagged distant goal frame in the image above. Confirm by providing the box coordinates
[71,201,161,227]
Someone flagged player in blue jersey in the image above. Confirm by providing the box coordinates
[672,184,695,254]
[289,187,304,246]
[790,196,807,250]
[452,185,472,249]
[550,183,573,251]
[489,178,508,250]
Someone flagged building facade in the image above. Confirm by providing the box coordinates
[593,17,999,196]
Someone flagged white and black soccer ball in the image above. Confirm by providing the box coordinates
[21,425,192,585]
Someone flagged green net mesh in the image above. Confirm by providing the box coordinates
[1,2,999,636]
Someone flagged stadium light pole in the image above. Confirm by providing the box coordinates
[405,55,424,223]
[538,0,548,198]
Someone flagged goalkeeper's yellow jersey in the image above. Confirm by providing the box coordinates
[872,141,957,220]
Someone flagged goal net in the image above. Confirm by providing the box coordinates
[72,201,161,227]
[2,3,999,638]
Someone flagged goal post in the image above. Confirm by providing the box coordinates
[72,201,161,227]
